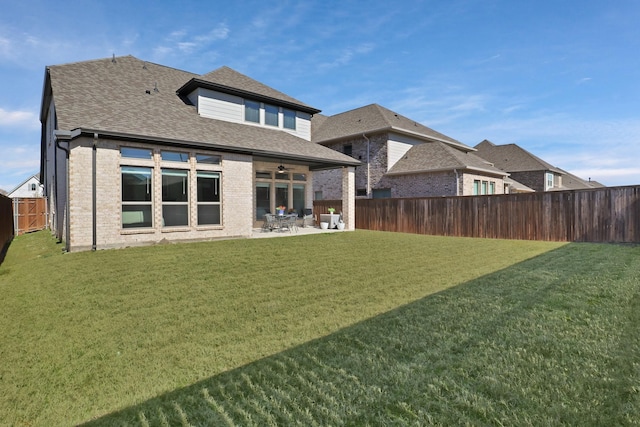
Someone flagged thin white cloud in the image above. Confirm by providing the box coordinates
[0,108,39,128]
[153,24,230,59]
[319,43,376,69]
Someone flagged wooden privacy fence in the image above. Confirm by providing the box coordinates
[316,186,640,243]
[0,194,14,261]
[13,197,48,236]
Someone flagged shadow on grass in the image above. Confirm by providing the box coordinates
[81,243,639,426]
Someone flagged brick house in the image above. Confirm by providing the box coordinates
[40,56,359,252]
[312,104,507,199]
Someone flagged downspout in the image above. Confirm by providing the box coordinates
[55,137,70,252]
[363,133,371,198]
[92,133,98,251]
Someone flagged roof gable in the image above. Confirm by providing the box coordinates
[181,66,320,114]
[474,140,562,173]
[312,103,471,150]
[387,141,506,176]
[43,55,356,168]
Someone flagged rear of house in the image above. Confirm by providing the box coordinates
[40,56,358,251]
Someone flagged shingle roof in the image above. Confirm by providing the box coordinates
[312,103,471,150]
[44,55,356,168]
[387,141,506,176]
[504,177,535,193]
[184,66,320,114]
[553,168,605,190]
[474,139,563,173]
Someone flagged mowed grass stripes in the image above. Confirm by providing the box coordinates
[2,231,638,425]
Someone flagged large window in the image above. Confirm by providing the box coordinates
[473,180,480,195]
[245,100,260,123]
[162,169,189,227]
[283,109,296,130]
[121,166,153,228]
[197,172,221,225]
[265,104,279,127]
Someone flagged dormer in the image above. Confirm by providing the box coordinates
[177,66,321,141]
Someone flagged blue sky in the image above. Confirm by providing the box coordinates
[1,0,639,191]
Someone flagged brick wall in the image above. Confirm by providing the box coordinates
[67,136,253,251]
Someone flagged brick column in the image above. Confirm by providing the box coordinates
[341,166,356,230]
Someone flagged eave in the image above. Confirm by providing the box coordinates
[177,78,322,115]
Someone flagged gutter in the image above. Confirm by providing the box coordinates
[54,129,80,251]
[363,133,371,198]
[92,133,98,251]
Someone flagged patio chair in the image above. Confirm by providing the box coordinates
[302,208,315,228]
[263,213,279,232]
[280,214,298,233]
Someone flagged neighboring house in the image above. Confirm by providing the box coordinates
[474,140,566,192]
[312,104,507,199]
[553,168,605,191]
[40,56,359,252]
[474,140,603,192]
[7,174,44,198]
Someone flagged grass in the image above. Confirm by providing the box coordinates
[0,231,638,425]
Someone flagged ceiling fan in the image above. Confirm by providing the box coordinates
[277,164,292,173]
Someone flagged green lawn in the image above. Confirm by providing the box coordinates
[1,231,638,425]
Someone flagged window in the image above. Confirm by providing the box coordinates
[283,109,296,130]
[314,191,323,200]
[372,188,391,199]
[245,100,260,123]
[292,173,306,181]
[546,172,554,190]
[293,184,305,216]
[197,172,221,225]
[356,188,367,197]
[30,183,37,191]
[275,183,288,210]
[162,169,189,227]
[265,104,279,127]
[121,167,153,228]
[344,144,353,157]
[256,171,272,179]
[121,147,152,159]
[161,150,189,162]
[481,181,488,195]
[473,180,480,195]
[196,154,221,164]
[489,182,496,194]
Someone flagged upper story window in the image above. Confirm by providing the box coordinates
[121,147,152,160]
[344,144,353,157]
[546,172,554,190]
[161,150,189,162]
[283,109,296,130]
[196,154,221,165]
[245,100,260,123]
[30,183,37,191]
[265,104,279,127]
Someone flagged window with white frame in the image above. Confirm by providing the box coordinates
[265,104,279,127]
[546,172,554,190]
[283,109,296,130]
[162,169,189,227]
[197,172,221,225]
[245,100,260,123]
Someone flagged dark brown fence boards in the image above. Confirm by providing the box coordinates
[0,194,14,262]
[14,198,48,236]
[350,186,640,243]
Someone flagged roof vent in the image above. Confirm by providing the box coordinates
[153,82,159,93]
[112,54,116,63]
